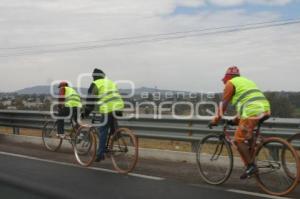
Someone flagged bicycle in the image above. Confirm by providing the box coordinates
[196,117,300,196]
[91,114,139,174]
[42,116,97,167]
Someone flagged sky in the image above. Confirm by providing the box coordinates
[0,0,300,92]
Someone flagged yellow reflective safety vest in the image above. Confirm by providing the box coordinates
[93,78,124,114]
[230,77,270,119]
[64,87,82,108]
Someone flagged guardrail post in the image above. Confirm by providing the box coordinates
[268,147,279,161]
[189,121,199,153]
[13,127,20,135]
[191,141,199,153]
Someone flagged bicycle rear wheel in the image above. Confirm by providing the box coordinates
[282,133,300,182]
[109,128,138,174]
[74,126,97,167]
[196,134,233,185]
[255,137,300,196]
[42,121,62,152]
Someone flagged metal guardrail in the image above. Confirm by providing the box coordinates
[0,110,300,151]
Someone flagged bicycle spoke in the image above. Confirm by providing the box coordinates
[197,134,233,185]
[110,128,138,174]
[258,161,281,170]
[42,122,62,152]
[255,138,300,196]
[74,126,96,167]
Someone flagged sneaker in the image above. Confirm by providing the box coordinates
[240,164,258,180]
[95,155,105,162]
[56,134,65,139]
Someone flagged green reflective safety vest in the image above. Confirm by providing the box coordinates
[64,87,82,108]
[230,77,270,119]
[93,78,124,114]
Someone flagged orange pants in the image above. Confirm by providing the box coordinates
[234,119,259,143]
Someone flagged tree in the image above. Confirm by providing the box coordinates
[265,92,294,118]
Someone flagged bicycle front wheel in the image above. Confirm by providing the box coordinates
[109,128,138,174]
[42,121,62,152]
[196,134,233,185]
[255,137,300,196]
[74,126,97,167]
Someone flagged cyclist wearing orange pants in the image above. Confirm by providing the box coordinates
[210,66,271,179]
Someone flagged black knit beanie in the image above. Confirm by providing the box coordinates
[92,68,105,80]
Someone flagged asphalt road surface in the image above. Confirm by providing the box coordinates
[0,140,299,199]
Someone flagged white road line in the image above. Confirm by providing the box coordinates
[227,189,293,199]
[89,166,118,174]
[86,166,164,180]
[129,173,165,180]
[0,151,164,181]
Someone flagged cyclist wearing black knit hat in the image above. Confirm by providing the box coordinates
[83,68,124,162]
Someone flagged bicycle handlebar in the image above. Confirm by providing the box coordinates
[208,119,237,129]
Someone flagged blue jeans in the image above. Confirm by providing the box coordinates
[97,113,116,158]
[57,107,79,134]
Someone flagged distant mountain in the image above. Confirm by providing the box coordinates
[14,85,193,95]
[15,85,88,95]
[16,85,53,95]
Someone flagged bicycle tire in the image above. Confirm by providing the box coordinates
[70,127,92,156]
[74,126,97,167]
[196,134,234,185]
[109,128,138,174]
[42,121,62,152]
[255,137,300,196]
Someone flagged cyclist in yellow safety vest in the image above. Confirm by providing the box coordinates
[57,81,82,138]
[210,66,271,179]
[83,68,124,162]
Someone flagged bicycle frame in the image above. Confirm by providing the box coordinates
[221,120,265,167]
[61,118,80,141]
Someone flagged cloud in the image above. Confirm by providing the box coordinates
[209,0,245,6]
[177,0,206,7]
[0,0,292,16]
[0,0,299,92]
[0,0,205,16]
[250,0,293,6]
[209,0,293,6]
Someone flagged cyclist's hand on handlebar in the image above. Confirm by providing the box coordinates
[208,122,217,129]
[209,116,221,129]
